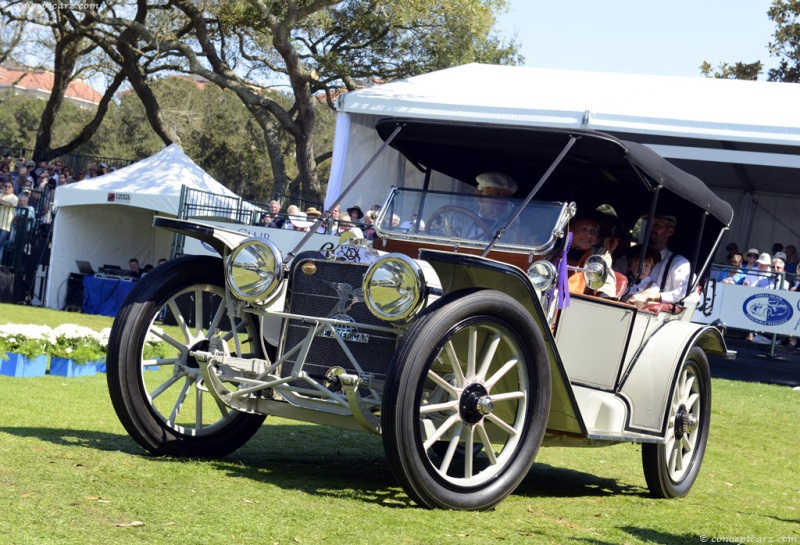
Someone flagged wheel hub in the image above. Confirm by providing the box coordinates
[460,383,493,424]
[675,405,698,437]
[186,339,211,369]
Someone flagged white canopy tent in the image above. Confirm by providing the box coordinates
[326,63,800,257]
[45,144,241,310]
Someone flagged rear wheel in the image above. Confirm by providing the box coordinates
[642,346,711,498]
[107,255,266,458]
[382,290,550,510]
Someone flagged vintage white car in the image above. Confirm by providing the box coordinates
[106,118,733,510]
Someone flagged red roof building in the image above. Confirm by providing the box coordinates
[0,62,103,109]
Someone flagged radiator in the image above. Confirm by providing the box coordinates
[280,257,398,384]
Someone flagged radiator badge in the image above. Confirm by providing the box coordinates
[320,281,369,343]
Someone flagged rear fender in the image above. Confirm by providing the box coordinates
[619,321,725,436]
[418,249,586,437]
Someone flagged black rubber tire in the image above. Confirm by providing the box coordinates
[106,255,266,458]
[382,289,551,510]
[642,346,711,498]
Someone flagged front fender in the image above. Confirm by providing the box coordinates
[153,217,251,258]
[418,249,586,437]
[619,320,725,436]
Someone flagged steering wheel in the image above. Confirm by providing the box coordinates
[425,206,492,240]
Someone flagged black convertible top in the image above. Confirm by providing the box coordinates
[375,118,733,228]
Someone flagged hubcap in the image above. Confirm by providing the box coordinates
[675,405,698,437]
[460,383,493,424]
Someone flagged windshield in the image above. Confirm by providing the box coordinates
[374,188,571,254]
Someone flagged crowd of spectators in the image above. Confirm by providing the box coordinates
[713,241,800,344]
[256,200,383,239]
[0,152,114,268]
[714,241,797,290]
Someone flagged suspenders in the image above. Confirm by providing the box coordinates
[659,253,677,291]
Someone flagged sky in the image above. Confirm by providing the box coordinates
[494,0,778,78]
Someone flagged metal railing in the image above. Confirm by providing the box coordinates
[709,264,795,289]
[271,192,323,213]
[0,146,135,177]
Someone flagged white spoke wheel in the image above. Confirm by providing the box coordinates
[107,255,266,457]
[642,346,711,498]
[382,290,550,510]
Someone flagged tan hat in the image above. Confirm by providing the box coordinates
[747,248,759,256]
[757,252,772,265]
[653,212,677,227]
[305,207,322,218]
[475,172,517,194]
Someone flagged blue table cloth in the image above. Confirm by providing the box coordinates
[82,276,138,316]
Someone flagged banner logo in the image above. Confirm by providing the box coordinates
[107,193,131,202]
[742,293,793,326]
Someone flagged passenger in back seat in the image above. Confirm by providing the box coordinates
[626,212,690,308]
[621,247,661,305]
[566,213,617,299]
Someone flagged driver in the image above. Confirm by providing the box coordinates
[472,172,528,243]
[475,172,517,217]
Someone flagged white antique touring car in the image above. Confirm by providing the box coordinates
[107,118,733,510]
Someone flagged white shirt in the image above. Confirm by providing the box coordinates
[755,274,789,290]
[649,247,690,304]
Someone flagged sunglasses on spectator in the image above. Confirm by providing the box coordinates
[747,253,758,257]
[3,184,13,188]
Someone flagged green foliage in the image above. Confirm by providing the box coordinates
[767,0,800,81]
[703,0,800,82]
[294,0,522,85]
[50,324,106,365]
[700,60,764,80]
[0,93,46,149]
[0,90,116,152]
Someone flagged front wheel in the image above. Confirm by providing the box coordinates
[106,255,266,458]
[382,290,551,510]
[642,346,711,498]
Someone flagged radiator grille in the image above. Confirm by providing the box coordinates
[280,258,398,383]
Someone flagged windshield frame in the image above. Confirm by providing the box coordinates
[374,187,574,255]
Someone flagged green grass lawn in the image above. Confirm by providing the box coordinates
[0,304,798,544]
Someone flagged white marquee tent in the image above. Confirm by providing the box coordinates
[45,144,241,309]
[326,63,800,257]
